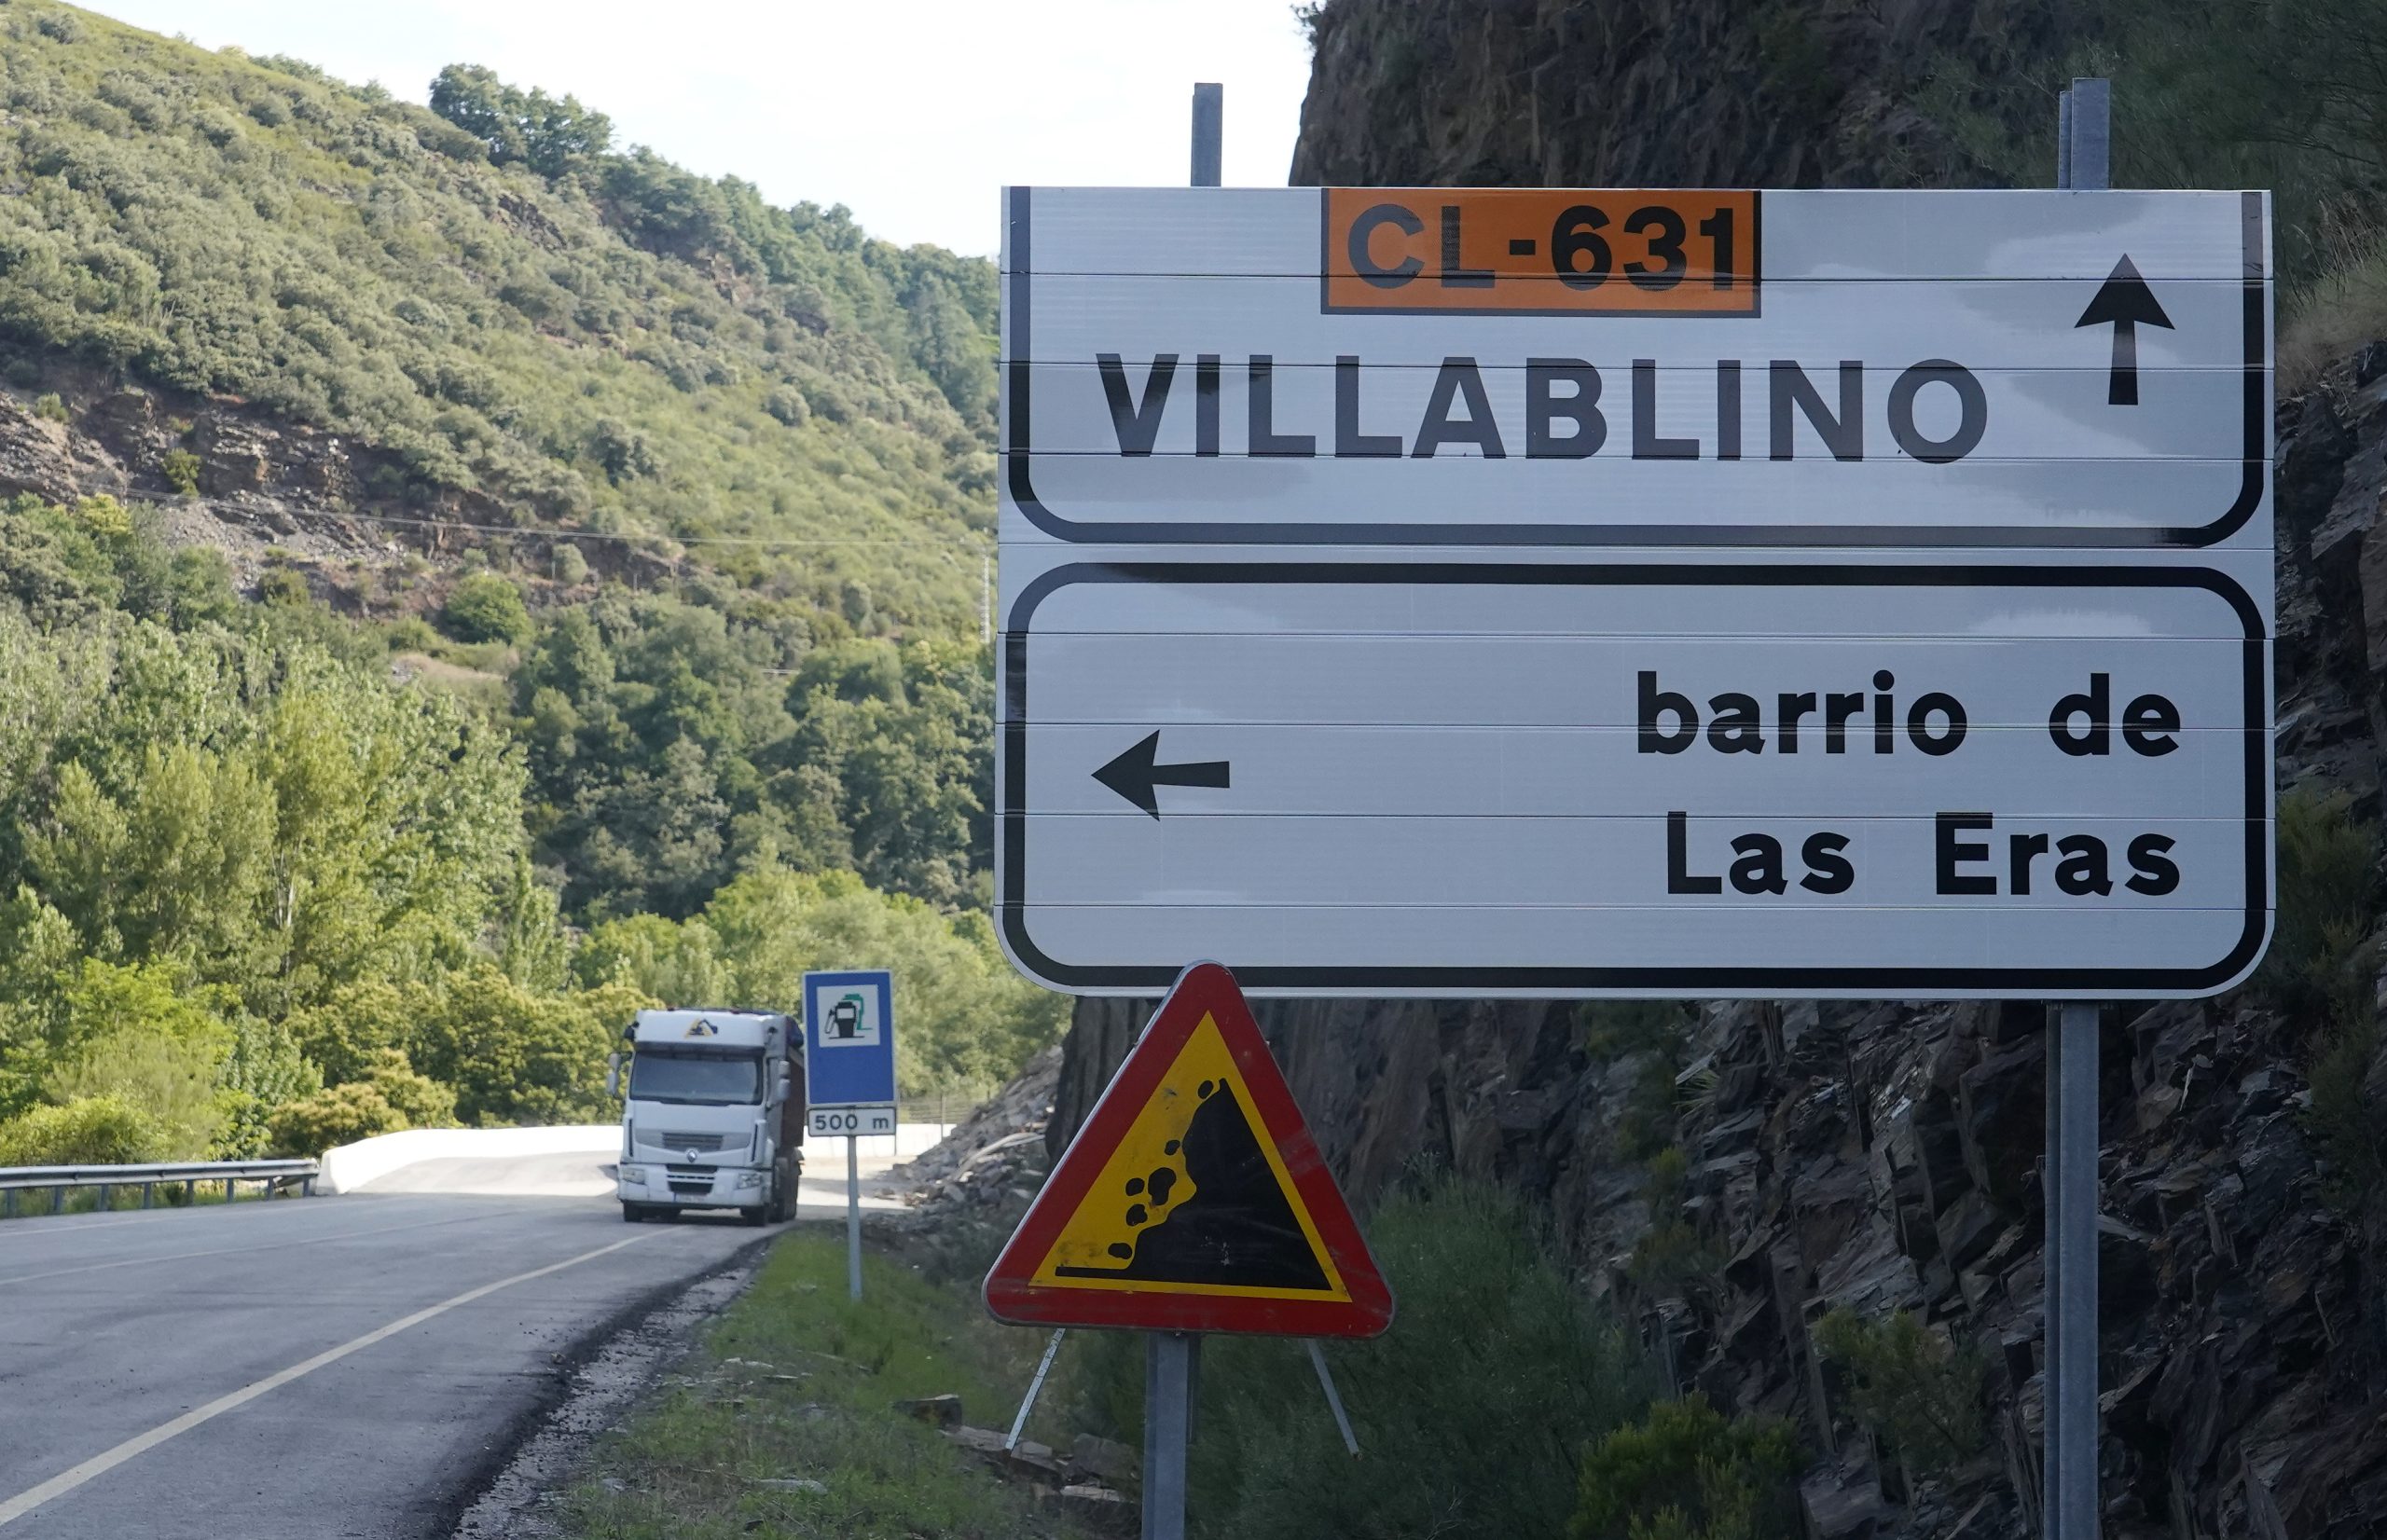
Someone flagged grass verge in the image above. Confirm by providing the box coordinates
[560,1227,1084,1540]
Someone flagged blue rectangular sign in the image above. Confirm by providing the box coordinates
[802,969,896,1110]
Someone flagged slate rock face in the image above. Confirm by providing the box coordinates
[1037,10,2387,1529]
[1019,8,2387,1531]
[1285,0,2074,192]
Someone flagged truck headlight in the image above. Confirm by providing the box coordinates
[619,1165,647,1184]
[734,1170,766,1189]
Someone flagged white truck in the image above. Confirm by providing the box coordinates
[610,1009,803,1225]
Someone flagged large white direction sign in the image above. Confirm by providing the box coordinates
[1001,187,2270,548]
[997,565,2268,998]
[994,185,2275,1001]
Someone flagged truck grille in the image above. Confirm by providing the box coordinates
[643,1131,725,1152]
[664,1164,716,1194]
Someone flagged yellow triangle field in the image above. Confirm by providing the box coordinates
[1029,1012,1351,1302]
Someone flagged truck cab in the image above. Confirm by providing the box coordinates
[612,1009,803,1225]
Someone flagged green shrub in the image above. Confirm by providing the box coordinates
[551,543,589,585]
[440,571,532,644]
[161,447,201,496]
[0,1095,169,1166]
[1811,1309,1987,1478]
[1069,1175,1657,1540]
[256,566,309,605]
[269,1044,460,1154]
[268,1080,407,1155]
[31,391,67,423]
[383,614,438,651]
[2256,788,2380,1024]
[356,1047,457,1127]
[1572,1396,1802,1540]
[764,386,810,427]
[2310,1012,2387,1207]
[1628,1146,1718,1299]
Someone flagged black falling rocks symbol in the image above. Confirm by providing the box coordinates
[1057,1077,1331,1291]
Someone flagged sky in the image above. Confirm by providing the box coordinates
[85,0,1318,255]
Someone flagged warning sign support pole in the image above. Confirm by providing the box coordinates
[1142,1331,1193,1540]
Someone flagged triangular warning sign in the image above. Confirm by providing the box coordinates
[985,962,1392,1337]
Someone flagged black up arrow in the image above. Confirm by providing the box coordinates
[1093,731,1230,818]
[2074,254,2174,406]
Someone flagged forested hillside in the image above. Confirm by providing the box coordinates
[0,5,996,623]
[0,6,1054,1168]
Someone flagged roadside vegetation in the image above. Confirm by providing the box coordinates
[0,491,1059,1172]
[562,1231,1078,1540]
[0,7,1063,1172]
[563,1177,1807,1540]
[1028,1175,1798,1540]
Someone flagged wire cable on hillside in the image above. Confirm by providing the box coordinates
[267,505,990,553]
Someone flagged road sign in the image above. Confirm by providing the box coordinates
[984,961,1392,1336]
[997,563,2270,999]
[802,969,896,1109]
[1000,186,2270,549]
[809,1104,895,1137]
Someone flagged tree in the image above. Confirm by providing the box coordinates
[590,865,1065,1096]
[268,1081,407,1156]
[38,959,236,1159]
[428,64,613,176]
[0,1095,168,1165]
[407,965,647,1126]
[441,572,532,644]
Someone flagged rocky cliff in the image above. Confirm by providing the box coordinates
[0,358,644,598]
[1040,7,2387,1535]
[1287,0,2071,190]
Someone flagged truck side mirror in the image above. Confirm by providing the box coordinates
[606,1053,621,1098]
[769,1076,788,1107]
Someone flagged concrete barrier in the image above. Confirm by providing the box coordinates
[321,1121,952,1194]
[318,1125,619,1196]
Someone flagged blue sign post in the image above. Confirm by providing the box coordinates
[802,969,894,1299]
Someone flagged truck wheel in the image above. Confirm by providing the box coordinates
[621,1203,649,1223]
[769,1160,795,1222]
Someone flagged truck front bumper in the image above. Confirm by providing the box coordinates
[616,1163,768,1208]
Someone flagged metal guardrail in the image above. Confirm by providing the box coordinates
[0,1159,321,1217]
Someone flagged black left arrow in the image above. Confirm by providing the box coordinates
[2075,254,2174,406]
[1093,731,1230,818]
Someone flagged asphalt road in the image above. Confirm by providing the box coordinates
[0,1159,907,1540]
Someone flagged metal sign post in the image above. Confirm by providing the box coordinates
[1149,86,1215,1540]
[2045,77,2110,1540]
[846,1134,863,1299]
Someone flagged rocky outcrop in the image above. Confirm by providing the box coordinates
[1037,9,2387,1529]
[1288,0,2077,190]
[0,353,651,593]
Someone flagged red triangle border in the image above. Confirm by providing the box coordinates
[984,961,1394,1337]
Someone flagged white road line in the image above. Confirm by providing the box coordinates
[0,1231,656,1528]
[0,1212,517,1286]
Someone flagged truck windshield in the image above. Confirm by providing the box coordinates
[627,1053,763,1105]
